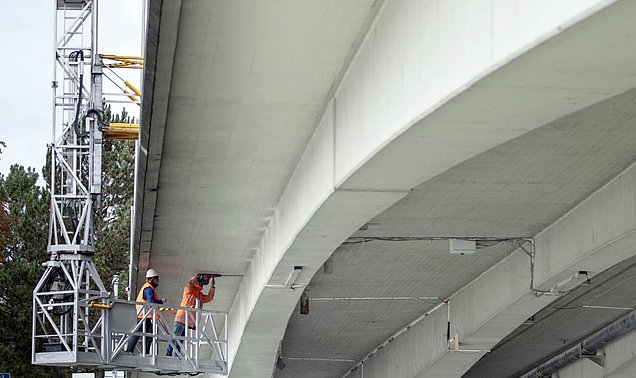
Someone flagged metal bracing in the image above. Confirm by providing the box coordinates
[100,56,143,110]
[32,255,109,364]
[48,0,102,256]
[33,1,229,374]
[36,0,107,365]
[106,301,229,374]
[33,290,229,375]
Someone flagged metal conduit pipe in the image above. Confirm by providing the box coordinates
[310,296,440,302]
[520,310,636,378]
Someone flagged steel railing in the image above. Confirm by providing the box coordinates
[33,288,228,375]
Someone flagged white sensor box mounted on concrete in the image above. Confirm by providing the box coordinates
[450,239,476,255]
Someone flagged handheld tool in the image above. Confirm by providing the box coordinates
[196,273,244,285]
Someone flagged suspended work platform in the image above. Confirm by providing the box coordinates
[32,258,228,375]
[34,0,225,374]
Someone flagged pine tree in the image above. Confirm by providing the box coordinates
[0,142,10,253]
[0,165,68,377]
[0,107,135,375]
[93,106,136,295]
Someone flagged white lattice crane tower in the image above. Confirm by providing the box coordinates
[31,2,228,374]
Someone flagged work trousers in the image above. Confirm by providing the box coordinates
[166,321,186,356]
[125,318,155,354]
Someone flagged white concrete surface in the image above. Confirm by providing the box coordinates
[334,0,625,191]
[606,330,636,377]
[559,359,604,378]
[136,0,636,376]
[347,162,636,377]
[229,0,636,375]
[537,327,636,377]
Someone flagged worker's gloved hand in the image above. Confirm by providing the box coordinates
[161,298,167,304]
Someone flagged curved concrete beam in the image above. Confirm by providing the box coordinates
[227,0,636,375]
[414,161,636,377]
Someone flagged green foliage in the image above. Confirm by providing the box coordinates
[0,165,68,377]
[0,108,135,375]
[104,104,135,125]
[1,165,48,261]
[94,105,136,294]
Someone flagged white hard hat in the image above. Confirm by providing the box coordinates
[145,268,159,278]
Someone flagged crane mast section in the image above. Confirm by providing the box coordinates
[49,0,103,255]
[32,2,229,374]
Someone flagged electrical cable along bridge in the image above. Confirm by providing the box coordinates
[31,0,228,375]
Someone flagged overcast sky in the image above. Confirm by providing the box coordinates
[0,1,143,179]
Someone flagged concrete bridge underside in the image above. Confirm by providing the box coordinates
[134,0,636,377]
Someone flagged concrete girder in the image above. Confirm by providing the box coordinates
[605,329,636,378]
[226,0,636,376]
[353,162,636,378]
[133,0,183,291]
[559,359,605,378]
[548,327,636,378]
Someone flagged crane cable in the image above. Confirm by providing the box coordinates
[69,50,87,138]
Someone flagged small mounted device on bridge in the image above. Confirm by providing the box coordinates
[449,239,476,255]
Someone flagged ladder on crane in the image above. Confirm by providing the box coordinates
[32,1,228,374]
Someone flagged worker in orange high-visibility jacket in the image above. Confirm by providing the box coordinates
[166,274,215,357]
[125,268,166,354]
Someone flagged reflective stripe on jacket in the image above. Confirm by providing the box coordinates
[175,280,214,329]
[136,282,159,319]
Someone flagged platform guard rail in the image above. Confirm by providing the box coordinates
[32,280,228,375]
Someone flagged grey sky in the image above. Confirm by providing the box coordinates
[0,1,143,178]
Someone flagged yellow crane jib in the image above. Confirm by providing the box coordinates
[100,55,143,105]
[123,80,142,106]
[100,54,144,69]
[124,80,142,97]
[103,123,140,140]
